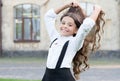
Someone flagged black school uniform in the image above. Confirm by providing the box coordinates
[42,40,75,81]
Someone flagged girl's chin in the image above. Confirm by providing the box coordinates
[60,32,73,36]
[60,32,68,35]
[60,33,71,36]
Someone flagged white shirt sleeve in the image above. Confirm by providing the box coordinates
[70,18,95,51]
[44,9,59,42]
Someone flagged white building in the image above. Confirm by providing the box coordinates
[0,0,120,57]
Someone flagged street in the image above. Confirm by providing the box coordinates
[0,63,120,81]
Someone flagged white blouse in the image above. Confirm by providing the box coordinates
[44,9,95,69]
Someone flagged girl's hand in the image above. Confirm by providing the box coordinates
[94,5,102,13]
[55,1,80,14]
[90,5,102,21]
[66,2,79,8]
[71,2,80,7]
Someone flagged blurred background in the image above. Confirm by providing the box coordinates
[0,0,120,81]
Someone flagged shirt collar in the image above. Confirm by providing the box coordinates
[60,35,73,40]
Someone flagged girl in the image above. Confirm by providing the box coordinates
[42,2,105,81]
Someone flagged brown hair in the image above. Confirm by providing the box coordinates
[61,6,105,79]
[60,7,86,36]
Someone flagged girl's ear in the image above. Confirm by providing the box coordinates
[73,29,78,36]
[75,27,78,33]
[74,31,77,34]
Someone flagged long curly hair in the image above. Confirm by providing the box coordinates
[61,6,105,79]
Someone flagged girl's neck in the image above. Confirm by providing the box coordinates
[60,35,73,40]
[61,35,73,37]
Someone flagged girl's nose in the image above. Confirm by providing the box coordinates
[63,24,67,28]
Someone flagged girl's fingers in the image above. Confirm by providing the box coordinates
[67,2,73,7]
[67,2,79,8]
[94,5,102,11]
[71,2,79,7]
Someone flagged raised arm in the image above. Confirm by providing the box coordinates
[54,2,79,14]
[54,4,69,14]
[44,2,79,41]
[70,4,102,51]
[89,5,102,22]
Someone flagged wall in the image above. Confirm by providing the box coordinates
[2,0,50,51]
[1,0,120,57]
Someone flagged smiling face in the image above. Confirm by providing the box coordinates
[59,16,78,36]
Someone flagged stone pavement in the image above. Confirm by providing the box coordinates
[0,63,120,81]
[1,50,120,81]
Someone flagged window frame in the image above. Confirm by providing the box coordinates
[80,2,94,16]
[14,4,40,43]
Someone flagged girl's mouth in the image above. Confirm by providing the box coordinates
[61,28,69,32]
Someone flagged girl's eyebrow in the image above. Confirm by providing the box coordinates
[68,21,75,25]
[68,22,73,25]
[61,19,75,25]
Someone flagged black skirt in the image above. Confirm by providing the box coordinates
[42,67,75,81]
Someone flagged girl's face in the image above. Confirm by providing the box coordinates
[60,16,78,36]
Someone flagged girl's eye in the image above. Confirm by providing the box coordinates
[69,24,72,27]
[61,22,65,25]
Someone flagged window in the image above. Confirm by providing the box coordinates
[14,4,40,42]
[80,2,94,16]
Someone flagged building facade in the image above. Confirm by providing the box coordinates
[0,0,120,57]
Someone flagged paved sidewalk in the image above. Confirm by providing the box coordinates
[0,62,120,81]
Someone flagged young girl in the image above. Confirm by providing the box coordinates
[42,2,105,81]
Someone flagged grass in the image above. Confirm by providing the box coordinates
[0,78,41,81]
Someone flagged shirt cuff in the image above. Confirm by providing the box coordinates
[83,18,95,27]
